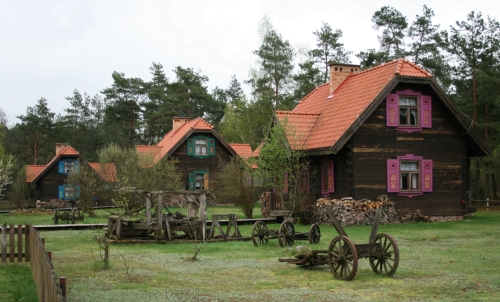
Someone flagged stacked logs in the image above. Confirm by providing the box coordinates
[310,195,400,226]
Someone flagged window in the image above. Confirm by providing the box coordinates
[321,159,334,197]
[58,159,80,175]
[188,170,209,190]
[187,136,216,158]
[58,184,80,200]
[386,90,432,132]
[195,139,207,156]
[387,154,433,198]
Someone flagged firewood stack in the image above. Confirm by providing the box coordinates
[310,195,399,226]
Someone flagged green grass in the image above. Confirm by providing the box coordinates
[0,263,38,302]
[3,210,500,301]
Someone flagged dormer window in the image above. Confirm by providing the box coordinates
[386,90,432,132]
[187,136,216,158]
[58,159,79,175]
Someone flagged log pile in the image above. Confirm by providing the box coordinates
[259,191,284,217]
[310,195,400,226]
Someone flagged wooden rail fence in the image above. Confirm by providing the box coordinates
[1,224,66,302]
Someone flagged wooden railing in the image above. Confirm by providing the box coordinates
[1,224,66,302]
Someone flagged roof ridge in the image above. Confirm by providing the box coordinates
[277,111,320,117]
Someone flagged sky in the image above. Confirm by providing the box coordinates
[1,0,500,126]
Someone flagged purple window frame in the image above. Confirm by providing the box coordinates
[386,90,432,132]
[387,154,433,198]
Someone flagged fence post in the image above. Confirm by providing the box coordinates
[1,224,6,263]
[25,225,30,262]
[17,223,23,262]
[60,277,66,299]
[48,251,52,261]
[9,224,15,262]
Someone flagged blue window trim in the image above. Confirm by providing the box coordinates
[58,159,80,175]
[58,184,80,200]
[187,136,216,158]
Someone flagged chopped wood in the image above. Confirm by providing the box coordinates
[310,195,400,226]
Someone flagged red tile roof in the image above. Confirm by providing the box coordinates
[26,146,80,183]
[229,144,253,159]
[279,59,433,151]
[88,163,117,182]
[136,117,237,162]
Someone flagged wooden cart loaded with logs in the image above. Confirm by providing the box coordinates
[251,220,321,247]
[279,207,399,281]
[106,189,245,243]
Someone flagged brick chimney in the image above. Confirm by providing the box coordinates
[329,63,360,94]
[55,143,70,155]
[172,117,190,131]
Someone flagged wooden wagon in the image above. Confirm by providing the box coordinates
[251,220,321,247]
[279,207,399,281]
[53,208,84,224]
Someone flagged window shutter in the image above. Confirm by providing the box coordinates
[74,185,81,199]
[387,159,400,192]
[58,185,65,199]
[386,94,399,127]
[204,172,209,190]
[327,160,335,193]
[422,159,433,192]
[187,138,195,156]
[188,172,196,190]
[208,138,215,156]
[421,95,432,128]
[58,161,65,174]
[283,173,288,193]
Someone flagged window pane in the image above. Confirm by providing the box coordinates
[401,173,409,190]
[400,162,418,171]
[411,173,420,189]
[195,174,204,190]
[201,146,207,155]
[399,108,408,125]
[410,108,418,125]
[399,97,417,106]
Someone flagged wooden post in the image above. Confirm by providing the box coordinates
[9,224,15,262]
[17,224,23,262]
[157,193,163,240]
[146,193,151,225]
[25,225,30,262]
[60,277,66,299]
[200,193,207,241]
[1,224,6,263]
[369,207,382,244]
[48,251,52,261]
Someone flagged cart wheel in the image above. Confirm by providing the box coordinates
[53,211,59,225]
[252,221,269,246]
[71,209,76,224]
[308,223,321,244]
[328,235,358,281]
[369,233,399,276]
[278,221,295,247]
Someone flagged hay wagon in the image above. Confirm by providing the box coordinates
[53,208,84,225]
[279,207,399,281]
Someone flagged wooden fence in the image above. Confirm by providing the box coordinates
[1,224,66,302]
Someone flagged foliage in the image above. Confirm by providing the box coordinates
[7,166,33,209]
[0,155,14,197]
[66,161,107,216]
[215,156,264,218]
[371,6,408,58]
[97,143,182,215]
[257,120,309,216]
[310,22,352,82]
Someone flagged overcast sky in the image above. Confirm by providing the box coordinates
[1,0,500,126]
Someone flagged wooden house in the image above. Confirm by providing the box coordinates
[26,143,115,201]
[274,59,489,217]
[136,117,239,191]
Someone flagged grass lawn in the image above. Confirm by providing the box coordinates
[2,209,500,301]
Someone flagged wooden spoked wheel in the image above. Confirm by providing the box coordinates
[308,223,321,244]
[369,233,399,276]
[53,210,59,225]
[278,221,295,247]
[252,221,269,246]
[328,235,358,281]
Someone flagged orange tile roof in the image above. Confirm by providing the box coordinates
[88,163,117,182]
[229,144,253,159]
[26,146,80,183]
[26,165,46,182]
[137,117,232,163]
[250,142,263,158]
[279,59,433,151]
[275,111,320,149]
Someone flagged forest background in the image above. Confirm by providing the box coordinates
[1,5,500,200]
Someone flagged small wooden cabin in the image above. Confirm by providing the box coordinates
[136,117,239,191]
[26,143,114,201]
[275,59,489,217]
